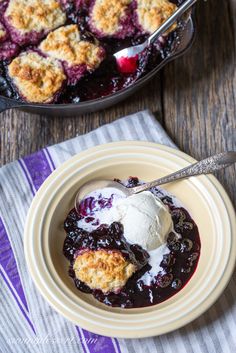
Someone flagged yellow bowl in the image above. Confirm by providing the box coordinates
[24,141,236,338]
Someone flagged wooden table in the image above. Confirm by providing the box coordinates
[0,0,235,207]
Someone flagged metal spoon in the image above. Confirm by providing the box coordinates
[114,0,198,73]
[75,151,236,212]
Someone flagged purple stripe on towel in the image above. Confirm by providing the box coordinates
[21,150,54,192]
[0,218,35,333]
[0,218,28,310]
[82,330,119,353]
[21,148,121,353]
[18,159,36,196]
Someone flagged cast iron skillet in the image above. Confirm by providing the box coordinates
[0,18,195,116]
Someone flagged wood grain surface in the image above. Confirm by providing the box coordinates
[0,0,235,207]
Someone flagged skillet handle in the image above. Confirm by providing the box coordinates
[0,97,23,114]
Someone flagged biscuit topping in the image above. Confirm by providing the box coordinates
[8,51,66,103]
[73,249,137,293]
[90,0,132,36]
[39,25,104,69]
[136,0,177,34]
[5,0,66,34]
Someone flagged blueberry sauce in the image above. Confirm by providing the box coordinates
[0,0,185,103]
[63,177,201,308]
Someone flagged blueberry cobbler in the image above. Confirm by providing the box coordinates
[0,0,185,103]
[63,177,201,308]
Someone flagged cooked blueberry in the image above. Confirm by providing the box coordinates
[181,265,192,274]
[168,241,181,252]
[172,278,182,290]
[130,244,149,266]
[160,254,175,268]
[108,222,123,237]
[188,252,199,262]
[85,216,95,223]
[0,76,14,98]
[167,232,179,245]
[63,238,77,261]
[127,177,140,188]
[79,197,96,216]
[156,273,173,288]
[75,279,92,293]
[161,196,174,206]
[172,208,194,234]
[181,238,193,252]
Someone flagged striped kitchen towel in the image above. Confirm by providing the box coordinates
[0,110,236,353]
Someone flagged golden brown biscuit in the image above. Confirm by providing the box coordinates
[8,51,66,103]
[136,0,177,34]
[90,0,132,36]
[4,0,66,40]
[39,25,104,70]
[73,249,137,293]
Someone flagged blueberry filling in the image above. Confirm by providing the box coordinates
[63,177,201,308]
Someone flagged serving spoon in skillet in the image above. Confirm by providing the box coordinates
[75,151,236,213]
[114,0,198,74]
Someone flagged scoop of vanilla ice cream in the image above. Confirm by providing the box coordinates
[115,191,173,251]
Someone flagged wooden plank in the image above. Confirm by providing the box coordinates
[163,0,236,207]
[0,74,162,165]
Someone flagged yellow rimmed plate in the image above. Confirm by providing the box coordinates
[24,141,236,338]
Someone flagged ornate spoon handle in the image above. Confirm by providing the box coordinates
[131,152,236,194]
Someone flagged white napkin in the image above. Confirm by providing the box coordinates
[0,110,235,353]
